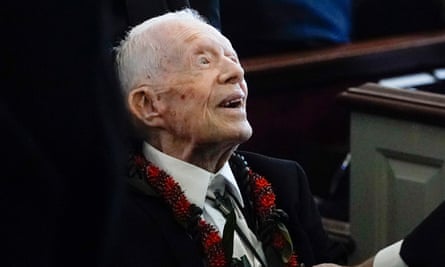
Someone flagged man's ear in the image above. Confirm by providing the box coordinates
[127,87,163,127]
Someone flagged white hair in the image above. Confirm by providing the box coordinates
[114,8,209,96]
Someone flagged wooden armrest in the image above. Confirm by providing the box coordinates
[338,82,445,126]
[241,31,445,74]
[240,31,445,91]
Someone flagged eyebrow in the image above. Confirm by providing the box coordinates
[196,39,237,57]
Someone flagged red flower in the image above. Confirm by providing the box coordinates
[254,176,270,189]
[205,231,222,248]
[260,193,276,209]
[134,155,145,167]
[173,196,191,220]
[251,175,276,217]
[206,243,226,267]
[272,232,285,249]
[287,254,298,267]
[163,177,177,196]
[146,165,160,177]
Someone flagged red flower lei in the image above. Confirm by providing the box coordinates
[132,153,298,267]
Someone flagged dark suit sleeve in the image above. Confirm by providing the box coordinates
[400,201,445,267]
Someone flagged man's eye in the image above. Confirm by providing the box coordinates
[229,56,239,64]
[198,56,210,65]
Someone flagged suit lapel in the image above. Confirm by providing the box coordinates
[229,153,258,233]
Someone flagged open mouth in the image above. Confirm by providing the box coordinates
[219,96,244,108]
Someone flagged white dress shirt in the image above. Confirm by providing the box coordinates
[142,142,266,266]
[373,240,408,267]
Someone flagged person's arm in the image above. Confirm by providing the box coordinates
[314,239,409,267]
[316,196,445,267]
[373,240,407,267]
[313,257,374,267]
[358,258,375,267]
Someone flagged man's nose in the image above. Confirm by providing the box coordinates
[218,58,244,85]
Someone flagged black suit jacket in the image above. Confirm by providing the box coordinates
[400,201,445,267]
[111,151,346,266]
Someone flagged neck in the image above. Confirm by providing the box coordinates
[147,138,238,173]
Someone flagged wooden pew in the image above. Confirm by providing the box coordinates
[338,83,445,263]
[239,31,445,200]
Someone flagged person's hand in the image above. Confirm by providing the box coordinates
[314,257,374,267]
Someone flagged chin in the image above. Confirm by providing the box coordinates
[206,121,252,144]
[236,124,253,143]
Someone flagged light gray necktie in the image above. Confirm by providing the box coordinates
[207,178,267,267]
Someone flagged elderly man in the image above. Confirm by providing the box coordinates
[112,8,347,267]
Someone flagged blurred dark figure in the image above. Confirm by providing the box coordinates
[220,0,352,57]
[400,200,445,267]
[1,1,128,266]
[1,1,221,266]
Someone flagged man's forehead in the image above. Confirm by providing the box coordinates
[165,19,229,44]
[154,19,236,63]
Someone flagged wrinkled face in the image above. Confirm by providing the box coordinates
[154,21,252,147]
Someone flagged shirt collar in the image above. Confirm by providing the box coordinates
[142,142,244,209]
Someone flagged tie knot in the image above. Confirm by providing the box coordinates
[207,174,226,198]
[214,190,234,217]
